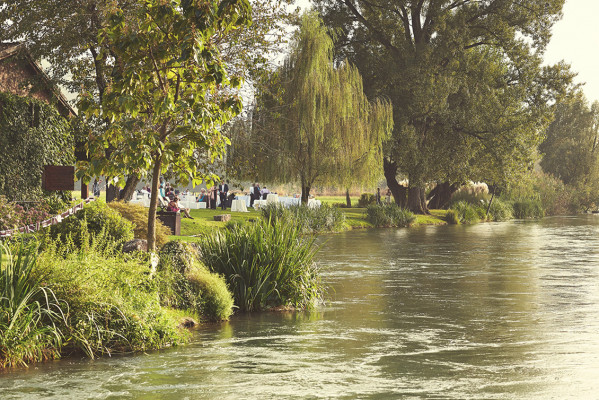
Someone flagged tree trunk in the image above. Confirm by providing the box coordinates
[345,188,351,208]
[147,153,163,252]
[383,158,407,207]
[106,182,119,202]
[301,185,311,204]
[408,186,429,214]
[427,182,461,209]
[485,185,496,220]
[119,175,141,202]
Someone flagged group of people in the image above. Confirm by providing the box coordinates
[159,182,194,219]
[249,183,270,207]
[196,180,231,210]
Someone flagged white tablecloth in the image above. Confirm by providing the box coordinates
[266,193,279,204]
[231,199,248,212]
[253,199,267,209]
[307,199,321,208]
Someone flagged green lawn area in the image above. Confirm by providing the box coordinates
[167,196,449,241]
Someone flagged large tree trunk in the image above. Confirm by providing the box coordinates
[345,188,351,208]
[301,185,311,204]
[147,153,163,252]
[408,186,429,214]
[427,181,461,209]
[383,158,407,207]
[119,175,141,202]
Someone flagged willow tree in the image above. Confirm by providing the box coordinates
[243,13,392,203]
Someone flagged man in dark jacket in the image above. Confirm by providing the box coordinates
[218,180,229,210]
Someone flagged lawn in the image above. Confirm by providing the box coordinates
[166,196,449,241]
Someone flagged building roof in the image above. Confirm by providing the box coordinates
[0,42,77,118]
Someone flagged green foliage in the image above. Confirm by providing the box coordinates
[512,200,544,219]
[35,231,187,358]
[450,201,481,224]
[48,201,133,249]
[234,12,392,200]
[260,203,346,233]
[317,0,573,202]
[358,193,376,208]
[0,241,65,368]
[107,201,170,249]
[157,241,233,322]
[77,0,251,251]
[365,204,415,227]
[0,92,74,201]
[487,198,513,222]
[449,189,491,207]
[197,218,323,312]
[444,209,460,225]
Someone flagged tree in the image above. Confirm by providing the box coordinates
[315,0,574,213]
[77,0,250,251]
[541,91,599,186]
[0,0,293,200]
[232,13,392,203]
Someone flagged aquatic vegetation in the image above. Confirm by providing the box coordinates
[197,218,324,312]
[366,203,415,227]
[261,203,346,233]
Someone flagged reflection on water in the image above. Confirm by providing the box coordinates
[3,216,599,399]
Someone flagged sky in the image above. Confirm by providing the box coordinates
[543,0,599,103]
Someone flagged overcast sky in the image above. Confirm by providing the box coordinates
[542,0,599,103]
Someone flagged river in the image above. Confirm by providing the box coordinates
[2,216,599,399]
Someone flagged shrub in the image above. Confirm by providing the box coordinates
[487,198,513,221]
[445,209,460,224]
[358,193,376,207]
[366,203,415,227]
[261,203,345,233]
[48,200,133,249]
[158,241,233,321]
[107,201,170,248]
[197,218,323,312]
[450,201,480,224]
[512,199,544,219]
[0,196,51,231]
[449,189,491,207]
[0,241,65,368]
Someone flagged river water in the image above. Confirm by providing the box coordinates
[2,216,599,399]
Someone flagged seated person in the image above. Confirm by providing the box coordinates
[167,196,193,219]
[197,188,207,202]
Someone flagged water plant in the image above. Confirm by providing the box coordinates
[261,203,346,233]
[197,218,324,312]
[366,203,415,227]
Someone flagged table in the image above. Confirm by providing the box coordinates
[307,199,321,208]
[266,193,279,204]
[231,199,248,212]
[253,199,267,209]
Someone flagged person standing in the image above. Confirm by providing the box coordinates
[376,188,382,205]
[218,180,229,210]
[92,178,101,198]
[210,184,218,209]
[253,183,261,206]
[249,183,256,207]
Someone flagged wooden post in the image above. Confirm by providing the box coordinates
[81,180,89,200]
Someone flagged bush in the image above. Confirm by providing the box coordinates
[512,199,544,219]
[366,203,415,227]
[450,201,481,224]
[48,200,134,249]
[487,198,513,221]
[0,196,52,231]
[158,241,233,321]
[445,209,460,224]
[261,203,346,233]
[358,193,376,207]
[197,218,323,312]
[107,201,170,249]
